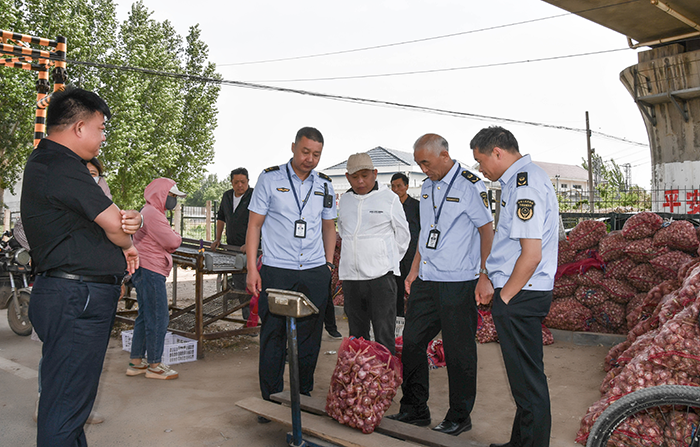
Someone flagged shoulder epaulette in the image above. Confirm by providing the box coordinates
[318,172,332,182]
[516,172,528,187]
[462,170,481,184]
[264,165,280,173]
[422,176,429,182]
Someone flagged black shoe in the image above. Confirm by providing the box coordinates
[257,415,271,424]
[490,443,518,447]
[432,416,472,436]
[327,329,342,340]
[385,409,431,427]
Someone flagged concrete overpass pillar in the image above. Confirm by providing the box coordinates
[620,43,700,213]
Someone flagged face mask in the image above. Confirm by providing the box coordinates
[93,176,100,184]
[165,195,177,210]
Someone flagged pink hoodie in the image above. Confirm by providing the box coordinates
[133,178,182,277]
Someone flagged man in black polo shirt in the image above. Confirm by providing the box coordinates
[21,87,140,446]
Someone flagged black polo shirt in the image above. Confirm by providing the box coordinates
[216,187,253,246]
[20,139,126,276]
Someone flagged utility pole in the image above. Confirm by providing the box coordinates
[586,111,594,213]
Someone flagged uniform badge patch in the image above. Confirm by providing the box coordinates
[480,191,489,208]
[516,199,535,221]
[264,165,280,173]
[445,197,459,202]
[276,187,290,192]
[501,200,506,207]
[462,170,481,183]
[422,194,429,199]
[314,191,324,196]
[516,172,528,187]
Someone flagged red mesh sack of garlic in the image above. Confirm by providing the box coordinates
[621,211,663,240]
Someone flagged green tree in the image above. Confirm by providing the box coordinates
[184,173,229,207]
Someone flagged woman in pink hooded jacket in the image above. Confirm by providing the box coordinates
[126,178,186,380]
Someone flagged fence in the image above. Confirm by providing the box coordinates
[171,201,219,241]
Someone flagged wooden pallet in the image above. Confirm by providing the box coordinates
[269,392,486,447]
[236,396,421,447]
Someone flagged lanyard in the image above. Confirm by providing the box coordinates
[286,164,314,218]
[431,163,460,227]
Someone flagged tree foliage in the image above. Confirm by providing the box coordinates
[0,0,219,209]
[184,173,229,207]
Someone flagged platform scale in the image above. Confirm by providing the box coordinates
[267,288,327,447]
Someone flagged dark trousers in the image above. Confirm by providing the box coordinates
[399,278,478,421]
[230,272,250,320]
[492,288,552,447]
[395,258,411,317]
[258,264,331,400]
[323,289,337,332]
[29,275,120,447]
[343,272,397,354]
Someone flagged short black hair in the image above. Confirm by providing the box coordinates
[470,126,519,154]
[46,86,111,133]
[391,173,409,185]
[230,167,249,181]
[295,127,324,145]
[88,157,104,175]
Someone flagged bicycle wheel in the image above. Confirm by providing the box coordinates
[587,385,700,447]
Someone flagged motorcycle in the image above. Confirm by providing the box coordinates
[0,229,33,336]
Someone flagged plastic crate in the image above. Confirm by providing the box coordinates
[121,330,197,365]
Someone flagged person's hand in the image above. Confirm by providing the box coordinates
[240,244,247,254]
[210,239,221,250]
[499,289,514,305]
[120,210,142,235]
[405,270,418,295]
[475,275,494,306]
[123,245,139,274]
[246,269,262,298]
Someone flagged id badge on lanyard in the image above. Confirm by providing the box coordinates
[287,164,313,239]
[294,220,307,238]
[427,164,460,250]
[426,229,440,249]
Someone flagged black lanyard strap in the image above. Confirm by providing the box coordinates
[432,163,460,227]
[286,164,314,217]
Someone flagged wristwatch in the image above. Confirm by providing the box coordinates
[326,262,336,271]
[479,268,488,276]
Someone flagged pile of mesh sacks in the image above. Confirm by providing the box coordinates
[558,212,700,445]
[547,212,700,335]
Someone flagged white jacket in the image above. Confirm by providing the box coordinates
[338,184,410,281]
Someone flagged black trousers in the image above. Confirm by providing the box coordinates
[343,272,397,354]
[395,258,411,317]
[29,275,120,447]
[399,278,478,422]
[492,288,552,447]
[257,264,331,400]
[229,272,250,319]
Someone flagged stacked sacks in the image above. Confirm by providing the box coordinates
[547,213,699,336]
[575,261,700,445]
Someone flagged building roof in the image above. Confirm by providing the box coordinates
[533,160,588,181]
[324,146,416,171]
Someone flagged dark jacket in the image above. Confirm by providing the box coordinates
[216,187,253,246]
[401,195,420,268]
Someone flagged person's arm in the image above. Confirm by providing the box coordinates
[405,249,421,295]
[95,204,139,274]
[322,219,336,266]
[475,222,495,305]
[245,211,265,297]
[211,220,225,249]
[500,238,541,304]
[119,209,143,235]
[392,198,411,261]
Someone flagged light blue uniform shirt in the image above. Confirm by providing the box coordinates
[248,160,337,270]
[418,161,493,282]
[486,154,559,290]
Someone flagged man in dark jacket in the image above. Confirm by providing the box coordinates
[212,168,254,319]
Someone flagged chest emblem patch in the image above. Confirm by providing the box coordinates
[422,194,429,199]
[480,191,489,208]
[516,199,535,221]
[276,187,290,192]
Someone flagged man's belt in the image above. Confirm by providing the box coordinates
[42,270,124,285]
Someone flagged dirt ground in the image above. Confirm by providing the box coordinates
[1,267,613,447]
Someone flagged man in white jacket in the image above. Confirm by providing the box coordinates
[338,153,410,354]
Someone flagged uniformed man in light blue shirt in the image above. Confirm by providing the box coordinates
[387,133,494,437]
[245,127,337,414]
[471,126,558,447]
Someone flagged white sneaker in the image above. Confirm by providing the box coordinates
[145,363,178,380]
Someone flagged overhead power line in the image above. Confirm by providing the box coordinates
[219,0,642,66]
[248,48,630,83]
[66,57,648,148]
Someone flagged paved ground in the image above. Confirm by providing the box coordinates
[0,271,612,447]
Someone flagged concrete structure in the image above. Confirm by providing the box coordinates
[543,0,700,214]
